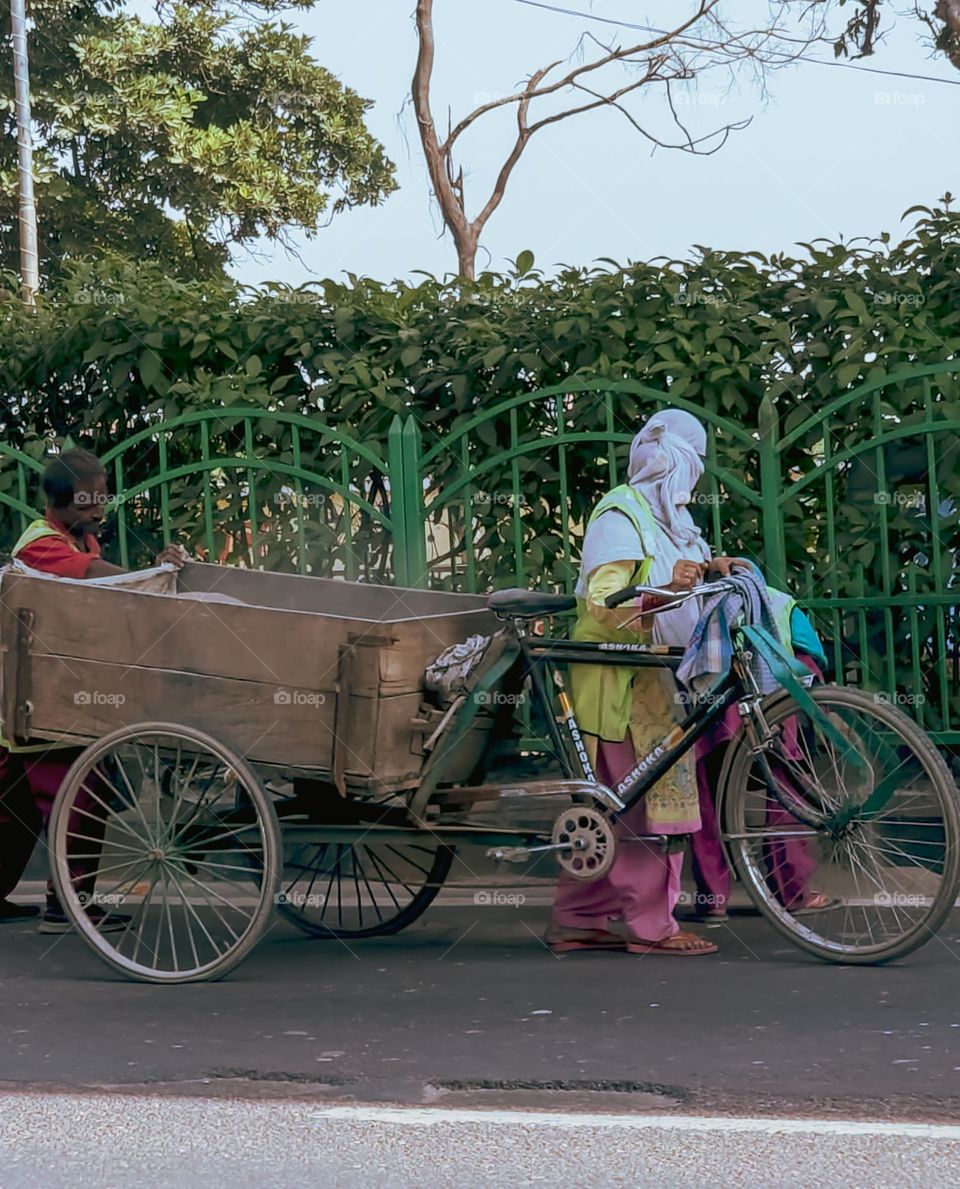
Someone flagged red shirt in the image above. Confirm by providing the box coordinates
[16,513,102,579]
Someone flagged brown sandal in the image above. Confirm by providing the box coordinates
[791,892,841,916]
[626,929,718,956]
[546,927,626,953]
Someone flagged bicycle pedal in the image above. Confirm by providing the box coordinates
[486,845,535,864]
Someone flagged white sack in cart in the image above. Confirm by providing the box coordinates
[4,559,246,604]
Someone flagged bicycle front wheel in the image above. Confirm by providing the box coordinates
[721,685,960,964]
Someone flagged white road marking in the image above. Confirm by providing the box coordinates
[307,1104,960,1139]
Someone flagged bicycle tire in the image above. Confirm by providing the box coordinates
[720,684,960,965]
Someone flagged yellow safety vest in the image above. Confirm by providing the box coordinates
[2,517,79,752]
[11,517,70,558]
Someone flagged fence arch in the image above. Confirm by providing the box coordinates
[412,378,772,592]
[1,409,415,584]
[0,445,46,546]
[772,362,960,743]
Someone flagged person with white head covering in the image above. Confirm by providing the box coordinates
[548,408,747,956]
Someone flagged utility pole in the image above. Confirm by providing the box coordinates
[10,0,38,304]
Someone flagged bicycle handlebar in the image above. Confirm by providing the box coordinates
[604,579,737,611]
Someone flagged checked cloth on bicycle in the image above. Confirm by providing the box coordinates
[676,570,783,696]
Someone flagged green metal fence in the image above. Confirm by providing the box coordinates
[774,362,960,745]
[2,368,957,742]
[412,378,771,591]
[0,409,420,585]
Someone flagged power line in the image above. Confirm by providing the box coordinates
[507,0,960,87]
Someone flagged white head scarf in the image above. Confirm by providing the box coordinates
[627,409,709,556]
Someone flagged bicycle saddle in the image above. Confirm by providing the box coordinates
[487,589,578,617]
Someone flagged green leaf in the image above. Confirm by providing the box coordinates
[475,419,498,447]
[516,250,535,276]
[139,348,163,391]
[836,362,861,388]
[845,290,869,318]
[245,355,263,378]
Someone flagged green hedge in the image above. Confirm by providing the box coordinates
[0,203,958,585]
[0,209,957,734]
[1,204,958,440]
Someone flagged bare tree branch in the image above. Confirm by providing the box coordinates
[440,0,715,155]
[413,0,837,278]
[412,0,478,274]
[574,78,753,156]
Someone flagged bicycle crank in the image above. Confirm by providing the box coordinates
[551,807,616,881]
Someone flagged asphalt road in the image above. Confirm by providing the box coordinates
[4,1094,960,1188]
[3,869,960,1120]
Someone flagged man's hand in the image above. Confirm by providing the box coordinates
[155,544,190,569]
[667,559,706,591]
[706,556,752,580]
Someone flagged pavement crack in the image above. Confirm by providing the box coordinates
[205,1069,353,1086]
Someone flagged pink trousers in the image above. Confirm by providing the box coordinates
[0,747,105,909]
[689,654,823,912]
[551,737,683,941]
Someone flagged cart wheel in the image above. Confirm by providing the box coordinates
[48,723,282,984]
[278,839,454,938]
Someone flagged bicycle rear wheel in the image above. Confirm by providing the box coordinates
[721,685,960,964]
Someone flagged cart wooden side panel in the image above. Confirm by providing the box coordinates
[0,566,497,790]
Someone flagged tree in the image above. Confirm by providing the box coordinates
[0,0,398,279]
[411,0,834,279]
[833,0,960,70]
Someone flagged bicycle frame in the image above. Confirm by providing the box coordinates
[517,626,745,818]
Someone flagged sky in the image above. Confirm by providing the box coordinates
[228,0,960,288]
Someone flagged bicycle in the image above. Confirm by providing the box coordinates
[481,577,960,964]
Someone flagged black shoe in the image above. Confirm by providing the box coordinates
[39,904,130,934]
[0,899,41,923]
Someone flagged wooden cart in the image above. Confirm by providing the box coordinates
[0,562,594,982]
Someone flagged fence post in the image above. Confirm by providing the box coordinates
[387,415,428,588]
[758,393,787,590]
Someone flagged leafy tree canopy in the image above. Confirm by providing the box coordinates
[0,0,397,278]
